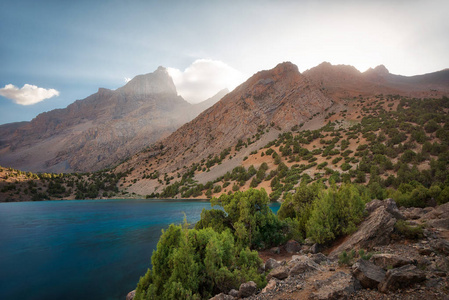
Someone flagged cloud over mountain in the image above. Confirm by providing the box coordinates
[0,84,59,105]
[168,59,245,103]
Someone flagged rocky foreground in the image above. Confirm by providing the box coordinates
[204,199,449,300]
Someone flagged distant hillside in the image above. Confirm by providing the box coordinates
[0,67,225,173]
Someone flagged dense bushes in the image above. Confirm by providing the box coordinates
[135,189,281,299]
[278,182,366,244]
[134,225,265,300]
[196,188,288,249]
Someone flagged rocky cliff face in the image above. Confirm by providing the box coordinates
[0,67,223,172]
[117,62,333,178]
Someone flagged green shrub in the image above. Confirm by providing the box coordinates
[306,183,365,244]
[338,250,356,266]
[394,220,423,239]
[134,225,265,300]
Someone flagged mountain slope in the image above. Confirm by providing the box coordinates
[116,62,334,193]
[0,67,224,173]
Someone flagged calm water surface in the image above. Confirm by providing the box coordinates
[0,199,280,300]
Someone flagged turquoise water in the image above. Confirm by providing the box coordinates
[0,199,280,300]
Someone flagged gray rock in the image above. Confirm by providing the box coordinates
[269,246,281,254]
[265,258,280,271]
[288,255,321,276]
[352,259,386,289]
[285,239,302,253]
[310,243,321,254]
[402,207,426,220]
[431,239,449,255]
[370,253,414,269]
[228,289,239,298]
[421,202,449,221]
[427,218,449,230]
[329,206,396,259]
[311,253,330,265]
[209,293,234,300]
[366,198,404,220]
[238,281,257,298]
[431,256,449,272]
[311,271,361,299]
[304,238,315,245]
[378,264,427,293]
[267,266,289,280]
[126,290,135,300]
[261,279,277,293]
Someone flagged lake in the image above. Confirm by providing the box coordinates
[0,199,280,300]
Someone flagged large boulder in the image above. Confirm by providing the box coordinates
[420,203,449,230]
[420,202,449,220]
[267,265,289,280]
[285,239,302,253]
[265,258,280,271]
[378,264,427,293]
[310,271,361,299]
[430,239,449,256]
[402,207,429,220]
[228,289,239,298]
[329,206,396,259]
[370,253,414,269]
[209,293,234,300]
[126,290,135,300]
[427,218,449,230]
[310,253,330,265]
[352,259,386,289]
[261,279,277,293]
[288,255,322,276]
[238,281,258,298]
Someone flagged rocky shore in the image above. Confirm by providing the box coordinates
[128,199,449,300]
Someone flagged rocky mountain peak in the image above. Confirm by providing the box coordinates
[373,64,389,74]
[364,65,390,77]
[119,66,177,96]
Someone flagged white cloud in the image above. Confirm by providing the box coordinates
[167,59,245,103]
[124,77,131,83]
[0,84,60,105]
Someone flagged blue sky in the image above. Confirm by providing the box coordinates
[1,0,448,125]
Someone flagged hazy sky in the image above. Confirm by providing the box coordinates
[1,0,448,124]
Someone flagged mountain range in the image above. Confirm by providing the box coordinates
[0,61,448,180]
[0,67,227,173]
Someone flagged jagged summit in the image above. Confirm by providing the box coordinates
[0,65,228,173]
[373,64,389,74]
[364,65,390,76]
[119,66,177,96]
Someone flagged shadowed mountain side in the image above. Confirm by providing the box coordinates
[0,67,226,173]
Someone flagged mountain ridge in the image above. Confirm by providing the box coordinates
[0,67,226,173]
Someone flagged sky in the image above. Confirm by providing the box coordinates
[0,0,448,125]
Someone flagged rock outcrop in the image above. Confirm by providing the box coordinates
[267,266,289,280]
[311,271,361,300]
[352,259,386,289]
[285,240,302,253]
[369,253,414,269]
[238,281,258,298]
[329,204,396,259]
[378,264,427,293]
